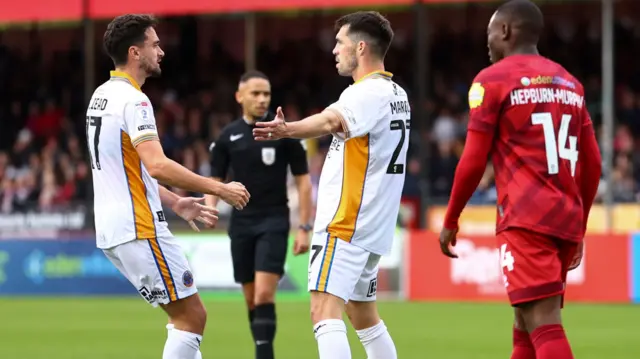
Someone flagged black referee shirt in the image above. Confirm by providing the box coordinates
[210,113,309,217]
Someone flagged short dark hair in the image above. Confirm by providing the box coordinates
[103,14,158,66]
[335,11,394,59]
[239,70,269,83]
[498,0,544,44]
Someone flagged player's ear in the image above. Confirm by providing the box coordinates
[129,46,140,61]
[358,40,366,56]
[235,90,242,104]
[502,23,511,41]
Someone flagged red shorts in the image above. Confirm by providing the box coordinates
[496,228,578,306]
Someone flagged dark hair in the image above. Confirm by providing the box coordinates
[239,70,269,83]
[498,0,544,44]
[335,11,394,59]
[103,14,158,66]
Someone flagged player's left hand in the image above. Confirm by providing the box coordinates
[293,229,310,256]
[253,106,288,141]
[439,227,459,259]
[568,241,584,271]
[172,197,219,232]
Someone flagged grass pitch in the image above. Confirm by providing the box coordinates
[1,297,638,359]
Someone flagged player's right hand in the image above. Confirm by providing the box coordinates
[219,181,250,210]
[439,227,459,259]
[568,241,584,271]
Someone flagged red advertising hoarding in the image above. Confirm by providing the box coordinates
[1,0,495,23]
[406,231,630,303]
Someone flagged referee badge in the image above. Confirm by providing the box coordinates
[261,147,276,166]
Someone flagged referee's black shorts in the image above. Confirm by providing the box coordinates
[228,214,290,284]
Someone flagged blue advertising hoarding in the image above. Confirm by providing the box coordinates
[632,233,640,303]
[0,240,135,295]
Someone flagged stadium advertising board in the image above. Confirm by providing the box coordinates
[427,205,640,236]
[0,239,133,296]
[406,231,631,303]
[631,233,640,303]
[2,0,494,23]
[177,229,406,297]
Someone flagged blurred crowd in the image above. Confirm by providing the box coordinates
[1,2,640,216]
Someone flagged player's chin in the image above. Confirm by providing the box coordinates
[336,67,351,77]
[149,67,162,77]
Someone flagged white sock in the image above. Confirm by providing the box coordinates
[313,319,351,359]
[356,320,397,359]
[165,324,203,359]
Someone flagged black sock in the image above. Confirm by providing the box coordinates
[248,309,256,339]
[251,303,276,359]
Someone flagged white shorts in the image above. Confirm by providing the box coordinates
[103,236,198,307]
[307,232,380,303]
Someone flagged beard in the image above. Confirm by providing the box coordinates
[337,51,358,76]
[141,58,161,77]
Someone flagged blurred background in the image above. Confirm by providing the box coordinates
[1,1,639,358]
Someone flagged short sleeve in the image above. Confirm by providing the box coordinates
[209,133,230,179]
[123,97,159,147]
[286,139,309,176]
[326,83,386,141]
[467,72,503,134]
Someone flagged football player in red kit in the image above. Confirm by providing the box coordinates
[439,1,602,359]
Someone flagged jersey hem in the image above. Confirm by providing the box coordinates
[497,223,582,242]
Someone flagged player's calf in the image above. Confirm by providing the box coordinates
[310,291,351,359]
[510,309,535,359]
[518,296,574,359]
[161,294,207,359]
[251,271,280,359]
[346,300,397,359]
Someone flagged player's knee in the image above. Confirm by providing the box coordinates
[165,295,208,334]
[254,288,275,305]
[517,295,562,332]
[310,291,343,325]
[345,301,380,331]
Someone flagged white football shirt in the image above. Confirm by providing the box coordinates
[314,71,411,255]
[86,71,171,249]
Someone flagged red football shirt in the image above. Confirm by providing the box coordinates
[467,54,593,241]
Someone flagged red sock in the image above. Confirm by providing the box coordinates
[531,324,574,359]
[511,328,535,359]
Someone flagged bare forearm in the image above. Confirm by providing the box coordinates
[151,159,223,196]
[296,177,312,225]
[285,111,343,139]
[159,186,180,208]
[205,177,223,207]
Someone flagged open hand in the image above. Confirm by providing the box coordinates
[253,106,288,141]
[172,197,219,232]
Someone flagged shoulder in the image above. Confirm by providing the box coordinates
[341,78,393,103]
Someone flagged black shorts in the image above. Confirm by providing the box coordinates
[228,215,289,284]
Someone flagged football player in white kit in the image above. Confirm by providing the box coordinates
[253,11,408,359]
[89,14,250,359]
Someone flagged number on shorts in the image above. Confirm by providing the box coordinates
[531,112,578,177]
[310,245,323,265]
[500,244,515,272]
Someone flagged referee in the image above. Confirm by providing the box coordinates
[206,70,312,359]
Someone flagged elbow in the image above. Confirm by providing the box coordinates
[146,158,168,180]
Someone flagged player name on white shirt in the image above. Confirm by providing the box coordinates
[314,71,410,256]
[510,88,584,108]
